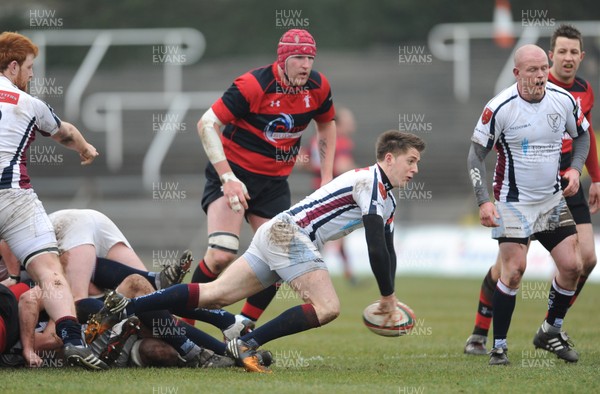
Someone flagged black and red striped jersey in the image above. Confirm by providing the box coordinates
[549,73,599,181]
[211,62,335,177]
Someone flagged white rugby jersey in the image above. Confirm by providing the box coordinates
[0,76,61,189]
[471,82,589,203]
[285,163,395,249]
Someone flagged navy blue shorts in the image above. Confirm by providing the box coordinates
[563,179,591,225]
[201,162,291,220]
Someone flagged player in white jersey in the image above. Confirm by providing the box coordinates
[467,45,589,365]
[48,209,147,301]
[0,31,105,370]
[99,130,425,373]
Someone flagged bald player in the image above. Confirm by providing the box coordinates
[467,44,589,365]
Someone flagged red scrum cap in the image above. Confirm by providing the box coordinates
[277,29,316,71]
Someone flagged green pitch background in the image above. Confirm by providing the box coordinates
[5,275,599,393]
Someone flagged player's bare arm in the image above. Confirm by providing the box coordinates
[585,128,600,212]
[588,182,600,214]
[315,119,336,185]
[197,108,250,212]
[51,121,98,165]
[18,287,45,367]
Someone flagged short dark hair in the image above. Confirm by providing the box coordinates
[375,130,425,161]
[550,24,583,52]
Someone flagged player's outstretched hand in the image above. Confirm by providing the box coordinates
[79,143,99,165]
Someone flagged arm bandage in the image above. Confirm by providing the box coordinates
[199,108,226,165]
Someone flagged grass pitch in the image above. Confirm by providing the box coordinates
[6,275,600,394]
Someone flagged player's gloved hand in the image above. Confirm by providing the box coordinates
[374,293,400,327]
[220,172,251,213]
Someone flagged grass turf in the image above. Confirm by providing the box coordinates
[5,275,600,394]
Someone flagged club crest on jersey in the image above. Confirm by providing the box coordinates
[546,113,562,132]
[303,94,311,108]
[481,107,493,125]
[264,113,298,142]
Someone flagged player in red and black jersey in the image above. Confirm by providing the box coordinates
[464,24,598,356]
[191,29,336,326]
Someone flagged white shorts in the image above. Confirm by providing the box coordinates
[49,209,131,257]
[244,213,327,286]
[0,189,57,267]
[492,193,574,239]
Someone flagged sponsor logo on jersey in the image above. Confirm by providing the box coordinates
[264,113,300,142]
[521,138,529,154]
[0,90,19,104]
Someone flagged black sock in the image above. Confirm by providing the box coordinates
[55,316,84,347]
[492,280,517,349]
[546,278,575,328]
[93,257,157,290]
[241,304,320,348]
[240,284,279,321]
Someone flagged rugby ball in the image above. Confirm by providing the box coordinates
[362,300,415,337]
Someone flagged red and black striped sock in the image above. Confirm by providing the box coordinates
[191,259,218,283]
[472,267,496,337]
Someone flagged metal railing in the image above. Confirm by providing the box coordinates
[24,28,221,187]
[428,21,600,102]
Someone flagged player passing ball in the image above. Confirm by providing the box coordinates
[103,130,425,372]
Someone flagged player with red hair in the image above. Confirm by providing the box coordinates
[0,31,105,370]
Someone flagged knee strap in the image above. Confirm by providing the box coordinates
[208,232,239,254]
